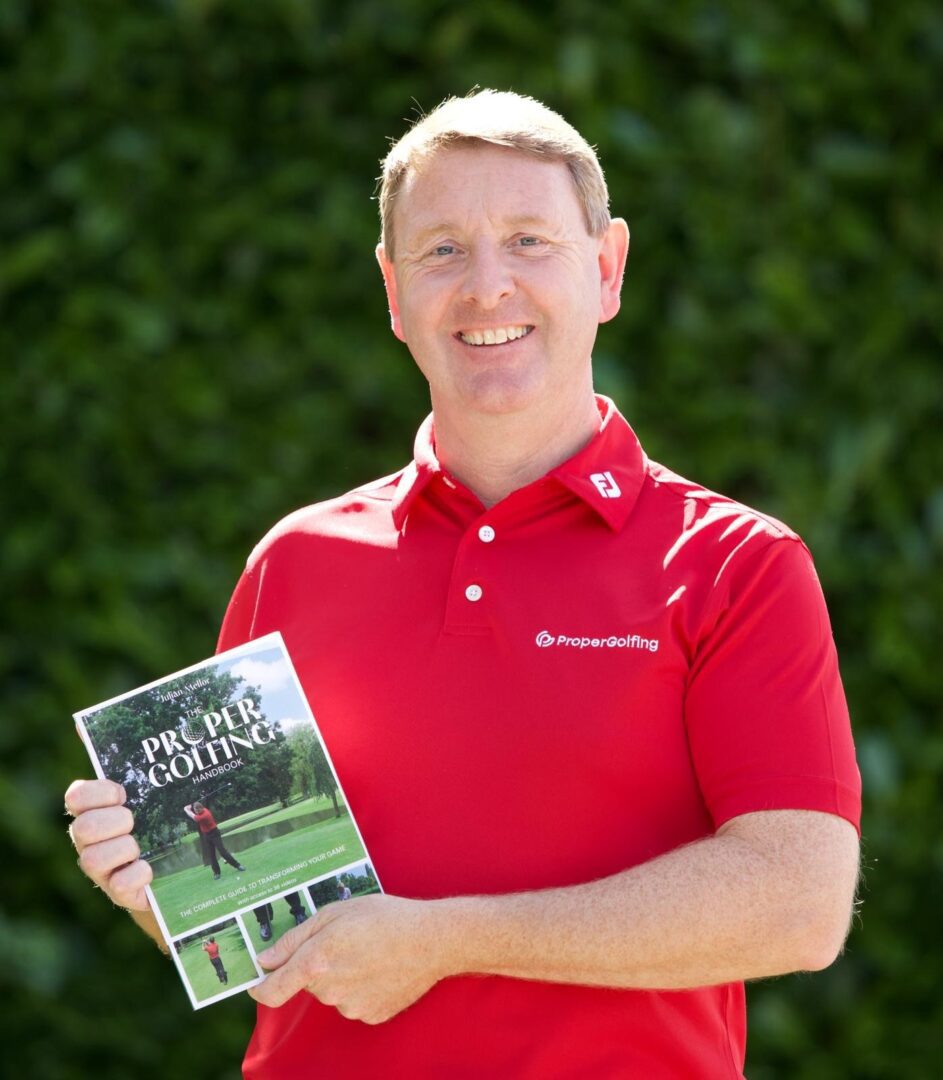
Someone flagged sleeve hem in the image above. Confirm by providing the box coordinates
[710,777,862,837]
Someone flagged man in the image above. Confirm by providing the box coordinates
[183,800,246,879]
[337,880,352,902]
[202,936,228,985]
[66,90,860,1077]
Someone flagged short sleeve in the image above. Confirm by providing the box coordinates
[216,563,262,653]
[685,537,861,833]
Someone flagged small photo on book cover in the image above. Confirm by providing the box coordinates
[306,860,382,913]
[172,917,261,1008]
[74,632,379,1006]
[243,886,313,955]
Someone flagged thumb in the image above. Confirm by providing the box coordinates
[256,911,323,970]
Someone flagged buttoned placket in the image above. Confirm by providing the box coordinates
[442,502,500,636]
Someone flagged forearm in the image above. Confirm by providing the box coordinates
[430,812,858,990]
[130,907,168,953]
[249,811,858,1019]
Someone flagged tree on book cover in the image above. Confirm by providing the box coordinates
[288,724,342,816]
[86,665,309,857]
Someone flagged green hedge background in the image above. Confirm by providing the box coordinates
[3,1,940,1077]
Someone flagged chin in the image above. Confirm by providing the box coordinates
[456,371,546,416]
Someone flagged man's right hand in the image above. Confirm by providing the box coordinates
[65,779,152,912]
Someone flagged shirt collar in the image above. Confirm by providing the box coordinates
[549,396,648,530]
[391,395,648,532]
[391,412,440,529]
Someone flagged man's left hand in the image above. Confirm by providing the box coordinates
[248,893,450,1023]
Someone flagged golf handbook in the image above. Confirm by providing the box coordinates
[74,631,381,1009]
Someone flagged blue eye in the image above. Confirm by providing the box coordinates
[433,245,456,256]
[518,236,540,247]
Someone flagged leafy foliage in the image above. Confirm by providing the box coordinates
[289,726,340,813]
[83,666,253,849]
[2,2,939,1078]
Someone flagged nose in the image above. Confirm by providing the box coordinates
[460,244,516,309]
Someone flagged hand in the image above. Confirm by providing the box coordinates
[249,893,449,1023]
[65,778,153,912]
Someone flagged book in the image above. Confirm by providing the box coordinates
[74,631,381,1009]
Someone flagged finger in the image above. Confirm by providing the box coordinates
[249,965,312,1008]
[256,912,322,970]
[64,779,126,817]
[107,857,154,911]
[250,939,328,1007]
[361,1010,392,1026]
[69,805,135,852]
[77,833,141,887]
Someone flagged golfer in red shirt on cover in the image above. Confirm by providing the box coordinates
[183,800,245,880]
[66,90,861,1078]
[202,937,228,985]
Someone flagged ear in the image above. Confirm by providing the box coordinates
[597,218,630,325]
[376,243,406,342]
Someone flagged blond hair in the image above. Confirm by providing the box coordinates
[378,89,611,259]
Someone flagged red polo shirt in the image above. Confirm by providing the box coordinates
[218,396,860,1079]
[192,807,216,834]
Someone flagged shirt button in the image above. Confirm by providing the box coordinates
[465,584,483,602]
[478,525,495,543]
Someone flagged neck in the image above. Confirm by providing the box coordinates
[430,391,602,508]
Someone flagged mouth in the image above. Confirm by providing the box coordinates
[455,325,534,347]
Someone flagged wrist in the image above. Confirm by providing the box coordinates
[424,895,492,980]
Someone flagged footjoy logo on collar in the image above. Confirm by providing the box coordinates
[589,471,621,498]
[536,630,659,653]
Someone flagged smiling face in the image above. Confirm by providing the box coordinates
[377,143,628,423]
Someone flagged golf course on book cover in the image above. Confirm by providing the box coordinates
[177,922,258,1004]
[151,794,365,936]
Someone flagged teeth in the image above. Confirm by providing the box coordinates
[459,325,531,346]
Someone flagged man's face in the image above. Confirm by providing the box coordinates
[377,144,628,420]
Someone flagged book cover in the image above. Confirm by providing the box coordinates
[74,631,381,1009]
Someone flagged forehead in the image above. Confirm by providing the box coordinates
[395,143,585,241]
